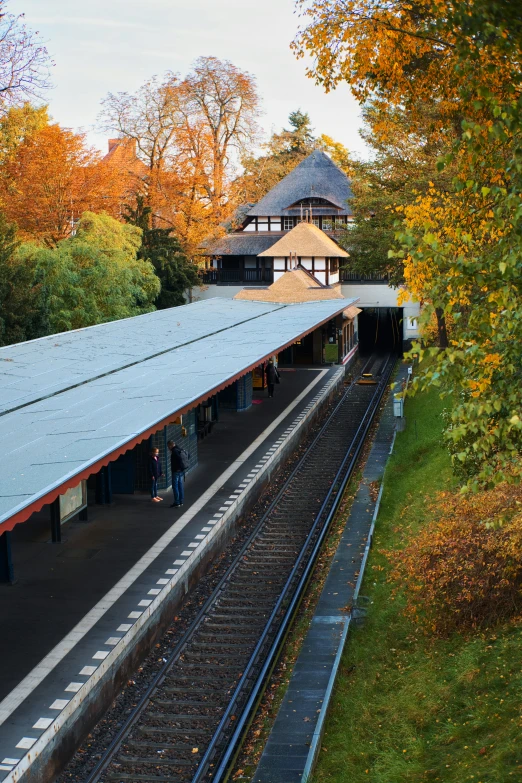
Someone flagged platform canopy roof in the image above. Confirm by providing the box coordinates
[0,297,357,531]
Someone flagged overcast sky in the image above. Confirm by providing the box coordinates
[12,0,368,159]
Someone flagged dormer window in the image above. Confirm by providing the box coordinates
[290,197,338,208]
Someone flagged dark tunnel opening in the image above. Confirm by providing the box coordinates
[358,307,403,354]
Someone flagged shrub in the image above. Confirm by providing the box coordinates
[388,482,522,635]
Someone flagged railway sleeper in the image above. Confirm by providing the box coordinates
[231,571,289,581]
[255,531,310,541]
[138,711,223,725]
[111,758,194,772]
[198,621,261,639]
[160,687,232,700]
[105,773,185,783]
[153,695,227,708]
[249,544,304,553]
[117,752,195,766]
[125,740,205,761]
[215,596,277,607]
[171,662,244,674]
[188,641,257,652]
[147,702,225,715]
[210,610,269,619]
[179,653,249,665]
[137,725,213,737]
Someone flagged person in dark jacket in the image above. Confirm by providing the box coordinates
[149,448,163,502]
[168,440,189,507]
[265,359,280,398]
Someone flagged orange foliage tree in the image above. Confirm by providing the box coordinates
[389,482,522,635]
[99,57,261,258]
[294,0,522,487]
[0,122,114,245]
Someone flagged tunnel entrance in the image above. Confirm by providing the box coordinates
[358,307,403,354]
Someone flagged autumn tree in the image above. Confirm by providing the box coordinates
[316,133,351,174]
[0,101,48,162]
[0,121,114,245]
[99,74,183,216]
[294,0,522,486]
[336,99,458,350]
[99,58,261,256]
[180,56,261,222]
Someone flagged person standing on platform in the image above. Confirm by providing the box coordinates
[265,358,280,398]
[149,448,163,502]
[168,440,189,508]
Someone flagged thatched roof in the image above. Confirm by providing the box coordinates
[247,150,353,217]
[257,222,349,258]
[234,268,345,304]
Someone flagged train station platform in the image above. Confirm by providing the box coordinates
[0,365,344,783]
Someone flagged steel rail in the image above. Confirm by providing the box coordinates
[83,357,369,783]
[193,353,396,783]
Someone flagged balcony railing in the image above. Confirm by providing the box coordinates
[199,268,274,285]
[340,269,389,283]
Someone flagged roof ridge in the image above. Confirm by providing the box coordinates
[295,264,326,288]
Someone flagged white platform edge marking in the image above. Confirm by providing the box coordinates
[0,368,341,782]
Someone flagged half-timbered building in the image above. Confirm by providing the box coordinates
[200,148,421,351]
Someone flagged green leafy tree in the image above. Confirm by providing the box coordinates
[124,195,200,308]
[0,212,47,345]
[337,101,458,290]
[15,211,160,335]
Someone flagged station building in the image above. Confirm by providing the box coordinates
[199,148,420,352]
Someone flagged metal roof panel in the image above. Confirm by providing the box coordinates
[0,299,357,528]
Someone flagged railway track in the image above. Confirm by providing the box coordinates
[86,353,395,783]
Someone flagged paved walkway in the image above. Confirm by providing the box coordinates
[0,367,343,780]
[253,365,407,783]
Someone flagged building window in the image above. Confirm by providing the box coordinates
[312,217,320,227]
[322,218,333,231]
[335,218,345,230]
[330,258,339,274]
[283,217,294,231]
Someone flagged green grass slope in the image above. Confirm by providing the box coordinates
[312,387,522,783]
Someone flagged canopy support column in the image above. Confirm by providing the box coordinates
[96,465,112,505]
[0,531,15,584]
[50,497,61,543]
